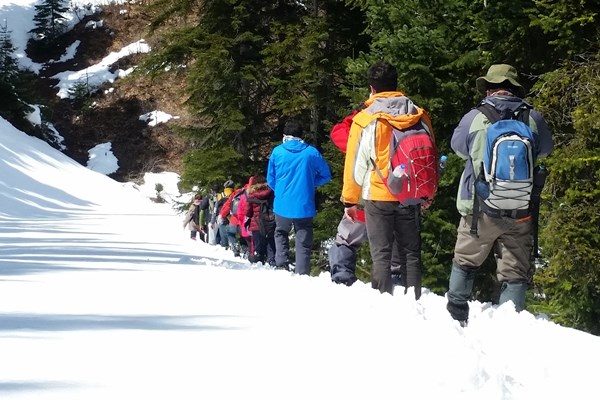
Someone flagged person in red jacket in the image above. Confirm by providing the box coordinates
[219,185,245,257]
[236,177,254,259]
[244,175,276,266]
[328,103,406,286]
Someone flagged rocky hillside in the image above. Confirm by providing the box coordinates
[27,2,191,183]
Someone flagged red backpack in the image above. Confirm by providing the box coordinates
[370,118,439,206]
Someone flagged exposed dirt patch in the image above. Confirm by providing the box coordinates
[25,2,192,183]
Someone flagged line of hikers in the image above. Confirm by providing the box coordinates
[183,176,276,266]
[185,61,554,326]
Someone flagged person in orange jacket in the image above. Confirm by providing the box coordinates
[341,62,432,298]
[329,102,406,287]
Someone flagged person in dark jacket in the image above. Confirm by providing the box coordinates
[200,184,221,245]
[267,120,332,274]
[244,175,275,266]
[446,64,554,325]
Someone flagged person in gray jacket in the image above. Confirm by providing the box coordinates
[446,64,554,325]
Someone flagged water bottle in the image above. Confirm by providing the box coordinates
[438,155,447,175]
[388,163,408,195]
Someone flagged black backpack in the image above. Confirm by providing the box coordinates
[248,197,276,238]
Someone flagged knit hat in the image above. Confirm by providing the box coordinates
[476,64,525,97]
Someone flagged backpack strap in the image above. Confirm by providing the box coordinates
[469,162,484,238]
[477,101,531,124]
[477,103,502,124]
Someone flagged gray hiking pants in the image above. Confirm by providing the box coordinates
[274,214,313,275]
[364,201,421,298]
[328,214,368,285]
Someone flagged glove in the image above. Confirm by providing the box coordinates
[244,217,251,230]
[217,215,223,225]
[344,205,359,222]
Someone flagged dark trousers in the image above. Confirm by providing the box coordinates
[274,214,313,275]
[251,231,275,265]
[364,201,422,298]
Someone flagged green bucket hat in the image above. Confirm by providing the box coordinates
[476,64,525,97]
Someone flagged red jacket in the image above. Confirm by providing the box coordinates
[330,110,359,154]
[243,182,274,232]
[220,188,244,226]
[330,106,366,223]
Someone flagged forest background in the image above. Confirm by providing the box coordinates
[1,0,599,335]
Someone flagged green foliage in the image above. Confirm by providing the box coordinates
[179,146,251,192]
[531,55,600,334]
[67,76,93,109]
[530,0,600,58]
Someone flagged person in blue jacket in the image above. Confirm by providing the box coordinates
[267,120,332,275]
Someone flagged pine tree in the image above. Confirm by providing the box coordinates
[0,21,32,127]
[0,21,19,84]
[29,0,69,43]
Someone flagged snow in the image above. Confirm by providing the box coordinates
[51,39,151,99]
[140,110,180,127]
[1,1,600,399]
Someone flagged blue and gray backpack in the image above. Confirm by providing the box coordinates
[470,102,537,236]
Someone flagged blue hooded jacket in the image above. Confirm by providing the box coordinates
[267,137,332,219]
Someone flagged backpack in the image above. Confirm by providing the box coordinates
[248,197,276,238]
[371,117,439,206]
[230,189,246,216]
[475,102,535,212]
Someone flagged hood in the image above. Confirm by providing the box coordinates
[482,94,530,116]
[248,183,273,200]
[282,137,309,153]
[355,92,425,130]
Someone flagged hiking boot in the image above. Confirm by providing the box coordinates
[275,263,289,271]
[447,301,469,325]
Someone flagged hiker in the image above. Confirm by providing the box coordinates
[219,181,244,256]
[236,176,253,259]
[267,120,332,274]
[341,61,435,298]
[445,64,554,325]
[244,175,276,266]
[183,194,203,240]
[328,103,406,287]
[200,184,221,245]
[213,180,235,249]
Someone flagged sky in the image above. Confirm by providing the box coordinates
[1,1,600,399]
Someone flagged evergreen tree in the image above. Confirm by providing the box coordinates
[29,0,69,44]
[0,21,32,126]
[0,21,19,84]
[531,56,600,335]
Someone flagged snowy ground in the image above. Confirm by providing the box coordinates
[2,113,600,400]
